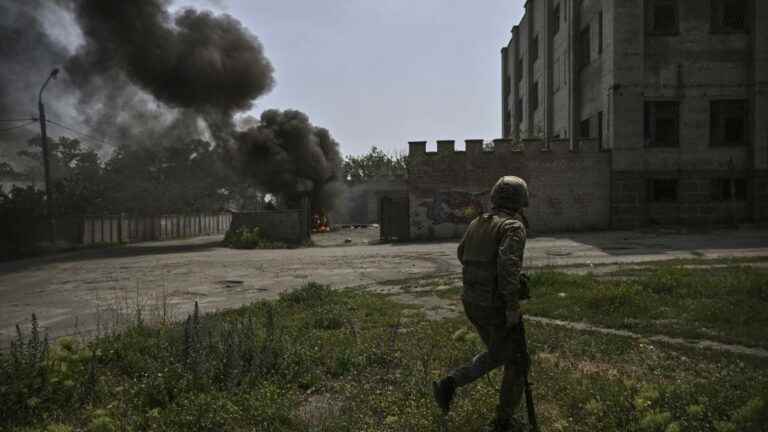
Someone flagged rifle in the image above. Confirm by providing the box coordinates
[518,316,539,432]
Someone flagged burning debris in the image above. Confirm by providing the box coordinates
[1,0,342,212]
[312,210,331,233]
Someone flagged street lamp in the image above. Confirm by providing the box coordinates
[38,68,59,244]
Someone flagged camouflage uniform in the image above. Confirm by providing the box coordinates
[433,176,530,431]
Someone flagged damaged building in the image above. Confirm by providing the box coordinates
[502,0,768,227]
[382,0,768,241]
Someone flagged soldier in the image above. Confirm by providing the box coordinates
[433,176,530,432]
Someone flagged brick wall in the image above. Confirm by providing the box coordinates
[407,138,611,239]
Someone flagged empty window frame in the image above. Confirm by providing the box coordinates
[553,4,561,35]
[516,98,524,124]
[516,56,524,83]
[598,11,604,54]
[648,179,679,203]
[710,100,748,147]
[531,81,540,112]
[710,178,748,201]
[647,0,679,35]
[711,0,748,33]
[645,101,680,147]
[579,117,591,138]
[579,26,591,69]
[532,35,539,63]
[597,111,604,146]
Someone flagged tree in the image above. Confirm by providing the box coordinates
[342,146,408,184]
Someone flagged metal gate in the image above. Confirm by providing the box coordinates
[380,196,410,241]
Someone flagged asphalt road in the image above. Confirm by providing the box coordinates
[1,227,766,345]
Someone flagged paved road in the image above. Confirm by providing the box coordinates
[1,227,766,345]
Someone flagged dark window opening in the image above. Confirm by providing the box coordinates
[553,4,561,35]
[598,11,604,54]
[711,178,747,201]
[710,100,748,147]
[579,26,591,69]
[580,118,591,138]
[645,101,679,147]
[649,179,678,203]
[516,57,523,83]
[712,0,748,33]
[648,0,679,35]
[531,82,539,112]
[598,111,604,146]
[532,35,539,63]
[516,98,523,124]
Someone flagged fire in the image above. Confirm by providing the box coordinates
[312,210,331,233]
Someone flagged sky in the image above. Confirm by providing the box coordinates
[176,0,525,156]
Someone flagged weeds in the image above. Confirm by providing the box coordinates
[2,279,766,431]
[224,227,288,249]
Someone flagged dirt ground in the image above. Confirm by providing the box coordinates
[0,226,766,345]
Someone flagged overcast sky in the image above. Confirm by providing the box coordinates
[177,0,525,156]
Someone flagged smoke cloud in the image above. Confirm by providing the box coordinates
[0,0,342,210]
[233,109,343,211]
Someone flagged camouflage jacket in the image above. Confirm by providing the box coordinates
[457,210,527,308]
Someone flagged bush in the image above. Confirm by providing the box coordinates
[224,226,288,249]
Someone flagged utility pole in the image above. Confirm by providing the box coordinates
[38,68,59,244]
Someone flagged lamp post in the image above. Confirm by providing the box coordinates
[38,68,59,244]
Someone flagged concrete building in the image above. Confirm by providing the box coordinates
[501,0,768,227]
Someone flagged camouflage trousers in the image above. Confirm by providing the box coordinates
[449,300,526,421]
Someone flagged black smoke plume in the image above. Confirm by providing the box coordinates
[0,0,343,210]
[233,110,342,211]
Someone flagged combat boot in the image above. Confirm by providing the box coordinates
[432,376,456,414]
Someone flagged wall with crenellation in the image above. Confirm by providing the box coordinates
[407,138,611,240]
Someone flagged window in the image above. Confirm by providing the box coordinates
[532,35,539,63]
[648,0,679,35]
[516,57,523,83]
[531,82,539,112]
[597,111,604,145]
[645,101,679,147]
[712,0,748,33]
[711,179,747,201]
[580,118,591,138]
[553,4,561,35]
[649,179,678,202]
[579,26,591,69]
[598,11,604,54]
[516,98,523,124]
[711,100,748,147]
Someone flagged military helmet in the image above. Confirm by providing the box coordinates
[490,176,529,209]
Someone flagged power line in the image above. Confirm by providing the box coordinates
[45,119,110,147]
[0,121,38,133]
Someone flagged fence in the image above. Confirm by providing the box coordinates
[81,213,232,245]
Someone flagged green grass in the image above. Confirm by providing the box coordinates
[2,282,767,431]
[522,266,768,349]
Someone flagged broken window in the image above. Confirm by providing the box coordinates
[710,178,748,201]
[598,11,604,54]
[648,179,678,203]
[712,0,748,33]
[597,111,604,146]
[579,26,591,69]
[532,35,539,63]
[710,100,748,147]
[553,4,561,35]
[579,117,591,138]
[647,0,679,35]
[531,81,539,112]
[645,101,679,147]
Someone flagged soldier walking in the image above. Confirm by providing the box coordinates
[433,176,531,432]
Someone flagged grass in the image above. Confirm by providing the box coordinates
[524,266,768,349]
[433,265,768,349]
[2,281,767,431]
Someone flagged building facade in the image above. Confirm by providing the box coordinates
[501,0,768,227]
